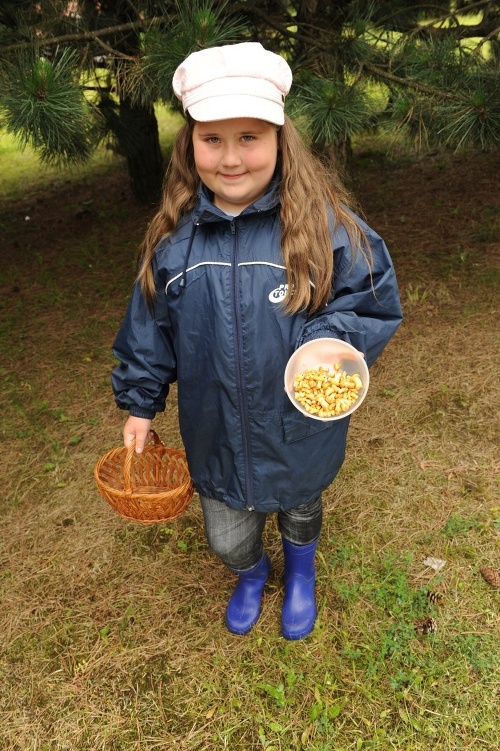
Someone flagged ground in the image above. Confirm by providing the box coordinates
[0,147,498,750]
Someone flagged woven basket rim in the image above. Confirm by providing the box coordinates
[94,433,194,523]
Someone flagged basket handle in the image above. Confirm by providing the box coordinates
[123,430,163,494]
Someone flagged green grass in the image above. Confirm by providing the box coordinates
[0,105,183,201]
[0,131,498,750]
[0,126,112,201]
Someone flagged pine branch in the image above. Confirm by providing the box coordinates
[363,62,461,102]
[1,16,164,55]
[229,2,325,51]
[229,3,491,106]
[376,0,497,36]
[93,35,136,62]
[231,1,498,48]
[473,24,500,54]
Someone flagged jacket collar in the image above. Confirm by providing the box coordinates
[192,172,281,225]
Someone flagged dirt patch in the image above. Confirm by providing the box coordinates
[354,149,500,277]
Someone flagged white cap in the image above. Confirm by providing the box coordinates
[172,42,292,125]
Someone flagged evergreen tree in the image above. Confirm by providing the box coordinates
[1,1,498,204]
[0,0,245,203]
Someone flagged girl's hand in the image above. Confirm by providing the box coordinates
[123,415,153,454]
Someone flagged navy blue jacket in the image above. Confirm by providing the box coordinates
[112,180,402,512]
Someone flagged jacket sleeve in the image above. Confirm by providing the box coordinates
[298,221,402,367]
[111,261,176,419]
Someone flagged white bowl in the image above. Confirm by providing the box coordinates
[284,338,369,421]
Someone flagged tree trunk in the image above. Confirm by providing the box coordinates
[315,136,353,175]
[328,137,353,172]
[116,96,164,206]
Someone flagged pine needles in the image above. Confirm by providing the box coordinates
[0,48,96,165]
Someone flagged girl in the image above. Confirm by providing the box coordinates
[112,42,402,640]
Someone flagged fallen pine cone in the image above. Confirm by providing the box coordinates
[414,616,437,635]
[426,590,443,605]
[480,567,500,589]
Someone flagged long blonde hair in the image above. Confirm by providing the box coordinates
[137,115,371,314]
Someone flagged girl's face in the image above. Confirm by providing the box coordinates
[192,117,279,215]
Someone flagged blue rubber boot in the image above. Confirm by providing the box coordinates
[281,538,318,640]
[225,553,271,635]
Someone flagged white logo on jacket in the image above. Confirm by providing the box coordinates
[269,284,288,303]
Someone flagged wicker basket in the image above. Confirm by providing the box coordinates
[94,431,194,524]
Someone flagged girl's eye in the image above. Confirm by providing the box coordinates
[241,135,254,142]
[204,136,220,144]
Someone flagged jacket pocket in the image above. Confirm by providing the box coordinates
[281,407,342,444]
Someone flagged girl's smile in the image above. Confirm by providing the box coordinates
[192,118,279,215]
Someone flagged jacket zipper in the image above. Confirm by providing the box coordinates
[230,220,255,511]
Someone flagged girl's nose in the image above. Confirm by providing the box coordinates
[221,144,242,167]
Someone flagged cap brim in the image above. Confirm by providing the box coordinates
[187,94,284,126]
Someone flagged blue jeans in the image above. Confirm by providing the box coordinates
[200,495,323,570]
